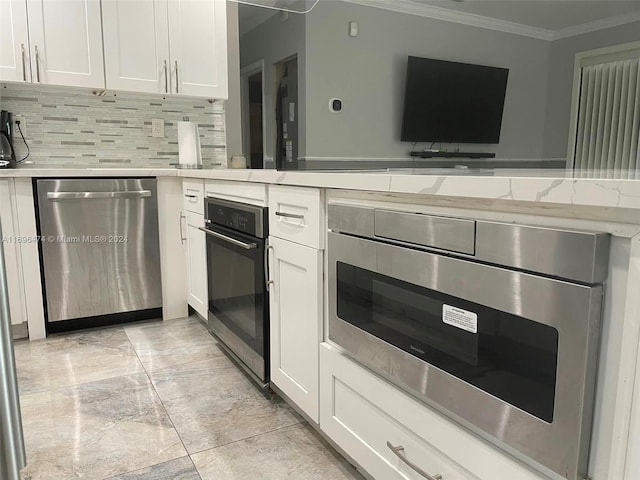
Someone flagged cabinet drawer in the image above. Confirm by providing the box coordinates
[269,185,324,249]
[320,344,543,480]
[205,179,267,206]
[182,179,205,214]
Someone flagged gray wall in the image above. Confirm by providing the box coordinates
[304,1,551,160]
[240,10,306,163]
[542,21,640,159]
[225,1,243,159]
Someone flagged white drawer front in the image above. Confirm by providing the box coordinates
[205,179,267,206]
[269,185,324,249]
[182,179,205,214]
[320,344,544,480]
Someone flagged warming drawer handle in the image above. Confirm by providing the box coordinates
[198,227,257,250]
[386,441,443,480]
[275,211,304,219]
[47,191,152,200]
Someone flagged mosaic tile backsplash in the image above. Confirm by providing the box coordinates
[0,83,227,167]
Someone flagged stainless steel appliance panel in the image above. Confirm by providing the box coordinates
[374,209,475,254]
[0,221,26,480]
[328,203,610,283]
[476,221,610,284]
[37,179,161,322]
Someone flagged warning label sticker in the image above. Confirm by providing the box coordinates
[442,304,478,333]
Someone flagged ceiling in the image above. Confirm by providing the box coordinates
[238,0,640,40]
[416,0,640,31]
[238,4,278,36]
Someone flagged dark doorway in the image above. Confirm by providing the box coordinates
[275,56,299,170]
[248,72,264,169]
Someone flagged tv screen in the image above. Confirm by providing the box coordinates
[400,56,509,144]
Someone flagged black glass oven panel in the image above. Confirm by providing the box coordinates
[207,225,265,354]
[336,262,559,422]
[208,204,257,236]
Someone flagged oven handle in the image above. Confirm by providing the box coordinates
[198,227,258,250]
[386,442,442,480]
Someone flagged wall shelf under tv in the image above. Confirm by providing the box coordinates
[410,151,496,159]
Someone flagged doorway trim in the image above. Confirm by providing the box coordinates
[240,59,267,168]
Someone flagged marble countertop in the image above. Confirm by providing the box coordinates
[1,166,639,211]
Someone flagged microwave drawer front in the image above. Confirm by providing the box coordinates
[320,344,541,480]
[183,179,205,214]
[374,209,475,255]
[327,231,601,480]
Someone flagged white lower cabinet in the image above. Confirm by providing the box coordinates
[320,343,545,480]
[183,210,207,318]
[269,235,322,423]
[0,179,27,329]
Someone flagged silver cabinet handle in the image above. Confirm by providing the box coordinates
[47,191,151,200]
[180,212,186,245]
[34,45,40,82]
[164,60,168,93]
[275,211,304,219]
[265,244,274,291]
[175,60,179,93]
[184,194,198,199]
[21,44,26,81]
[198,227,257,250]
[386,442,442,480]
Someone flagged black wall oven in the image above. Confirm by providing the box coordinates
[328,203,610,480]
[203,197,269,387]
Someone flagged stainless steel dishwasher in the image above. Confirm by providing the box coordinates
[36,178,162,332]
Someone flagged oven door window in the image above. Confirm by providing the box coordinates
[207,225,265,355]
[336,262,559,422]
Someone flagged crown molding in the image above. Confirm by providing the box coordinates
[340,0,640,42]
[341,0,554,40]
[550,10,640,41]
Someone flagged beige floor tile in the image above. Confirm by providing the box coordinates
[105,456,201,480]
[19,374,186,480]
[191,423,364,480]
[14,327,144,395]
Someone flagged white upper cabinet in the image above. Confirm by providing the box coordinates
[26,0,105,88]
[167,0,228,98]
[102,0,170,94]
[0,0,30,82]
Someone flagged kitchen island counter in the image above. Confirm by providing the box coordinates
[1,166,639,216]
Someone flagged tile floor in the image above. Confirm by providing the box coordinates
[14,316,364,480]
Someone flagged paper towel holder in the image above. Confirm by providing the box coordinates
[176,117,204,169]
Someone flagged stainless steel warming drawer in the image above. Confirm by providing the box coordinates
[327,203,610,480]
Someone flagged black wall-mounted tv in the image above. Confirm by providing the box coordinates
[400,56,509,144]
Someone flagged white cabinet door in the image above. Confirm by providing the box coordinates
[167,0,227,98]
[101,0,170,94]
[269,236,322,423]
[0,0,30,82]
[26,0,104,88]
[185,211,208,319]
[0,180,27,327]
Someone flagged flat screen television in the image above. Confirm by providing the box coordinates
[400,56,509,144]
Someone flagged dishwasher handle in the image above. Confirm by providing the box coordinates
[47,191,152,200]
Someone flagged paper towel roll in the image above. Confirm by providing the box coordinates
[178,121,202,168]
